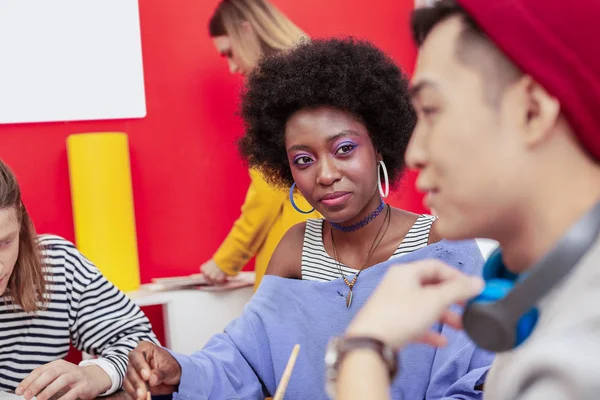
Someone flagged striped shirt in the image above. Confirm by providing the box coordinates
[301,215,437,281]
[0,235,158,394]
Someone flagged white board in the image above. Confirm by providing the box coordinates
[0,0,146,124]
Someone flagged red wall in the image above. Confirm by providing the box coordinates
[0,0,422,284]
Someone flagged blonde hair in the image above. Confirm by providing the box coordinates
[209,0,308,70]
[0,159,45,312]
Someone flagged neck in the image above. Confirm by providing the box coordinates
[331,199,384,232]
[498,162,600,274]
[328,195,386,244]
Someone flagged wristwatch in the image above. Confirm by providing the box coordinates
[324,336,399,398]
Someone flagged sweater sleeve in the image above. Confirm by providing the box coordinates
[213,169,285,275]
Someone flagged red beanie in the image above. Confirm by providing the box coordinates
[458,0,600,161]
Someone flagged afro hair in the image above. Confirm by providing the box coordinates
[238,37,416,189]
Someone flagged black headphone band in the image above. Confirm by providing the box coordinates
[464,201,600,352]
[497,201,600,319]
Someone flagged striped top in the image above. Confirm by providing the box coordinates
[301,215,437,281]
[0,235,158,394]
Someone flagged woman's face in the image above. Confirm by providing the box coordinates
[0,207,20,297]
[212,35,250,76]
[285,106,381,224]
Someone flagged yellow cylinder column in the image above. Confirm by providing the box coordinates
[66,132,140,292]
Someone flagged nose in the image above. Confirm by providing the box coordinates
[405,122,428,171]
[229,58,244,75]
[316,157,342,186]
[228,59,241,75]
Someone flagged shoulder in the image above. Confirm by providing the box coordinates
[427,217,443,245]
[493,332,600,399]
[37,234,100,279]
[265,221,310,279]
[421,237,485,275]
[38,234,77,251]
[388,208,440,243]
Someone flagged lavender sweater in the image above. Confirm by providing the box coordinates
[170,240,494,399]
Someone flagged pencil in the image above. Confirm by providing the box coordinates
[142,351,151,400]
[273,344,300,400]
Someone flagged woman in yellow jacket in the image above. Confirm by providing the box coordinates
[201,0,320,289]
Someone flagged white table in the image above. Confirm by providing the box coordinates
[126,275,254,355]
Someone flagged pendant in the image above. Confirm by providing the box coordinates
[346,289,353,308]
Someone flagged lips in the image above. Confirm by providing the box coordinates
[423,189,439,210]
[319,192,351,207]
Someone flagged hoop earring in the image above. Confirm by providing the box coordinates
[377,160,389,199]
[289,182,315,214]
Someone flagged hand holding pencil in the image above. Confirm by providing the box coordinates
[124,341,182,400]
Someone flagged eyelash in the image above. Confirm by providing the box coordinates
[336,142,357,155]
[292,142,357,167]
[0,239,12,247]
[293,155,313,166]
[420,107,438,116]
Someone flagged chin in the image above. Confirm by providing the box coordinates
[318,207,355,224]
[435,218,479,242]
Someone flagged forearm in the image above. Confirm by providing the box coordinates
[81,365,112,396]
[75,278,159,388]
[337,349,391,400]
[167,332,265,400]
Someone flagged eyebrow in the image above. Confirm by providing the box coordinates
[0,230,18,242]
[327,129,361,143]
[410,80,438,99]
[287,129,361,152]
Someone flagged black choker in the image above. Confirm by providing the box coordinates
[330,199,385,232]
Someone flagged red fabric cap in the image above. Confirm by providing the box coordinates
[458,0,600,161]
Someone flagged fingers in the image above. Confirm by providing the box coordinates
[18,363,59,400]
[127,345,153,399]
[204,273,220,285]
[56,387,82,400]
[384,260,465,289]
[432,274,484,306]
[395,260,483,307]
[416,310,464,347]
[16,365,43,397]
[439,309,463,330]
[149,370,166,387]
[37,374,71,400]
[200,259,229,285]
[202,267,216,284]
[413,260,465,285]
[204,270,226,285]
[417,331,448,347]
[123,376,136,399]
[129,345,152,377]
[125,364,148,400]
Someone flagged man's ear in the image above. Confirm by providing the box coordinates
[513,75,561,149]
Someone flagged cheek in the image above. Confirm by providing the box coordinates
[343,151,377,181]
[430,114,493,174]
[0,241,19,279]
[290,168,313,197]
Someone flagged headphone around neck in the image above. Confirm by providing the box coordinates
[463,201,600,352]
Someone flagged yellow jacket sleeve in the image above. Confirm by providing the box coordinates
[212,169,286,276]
